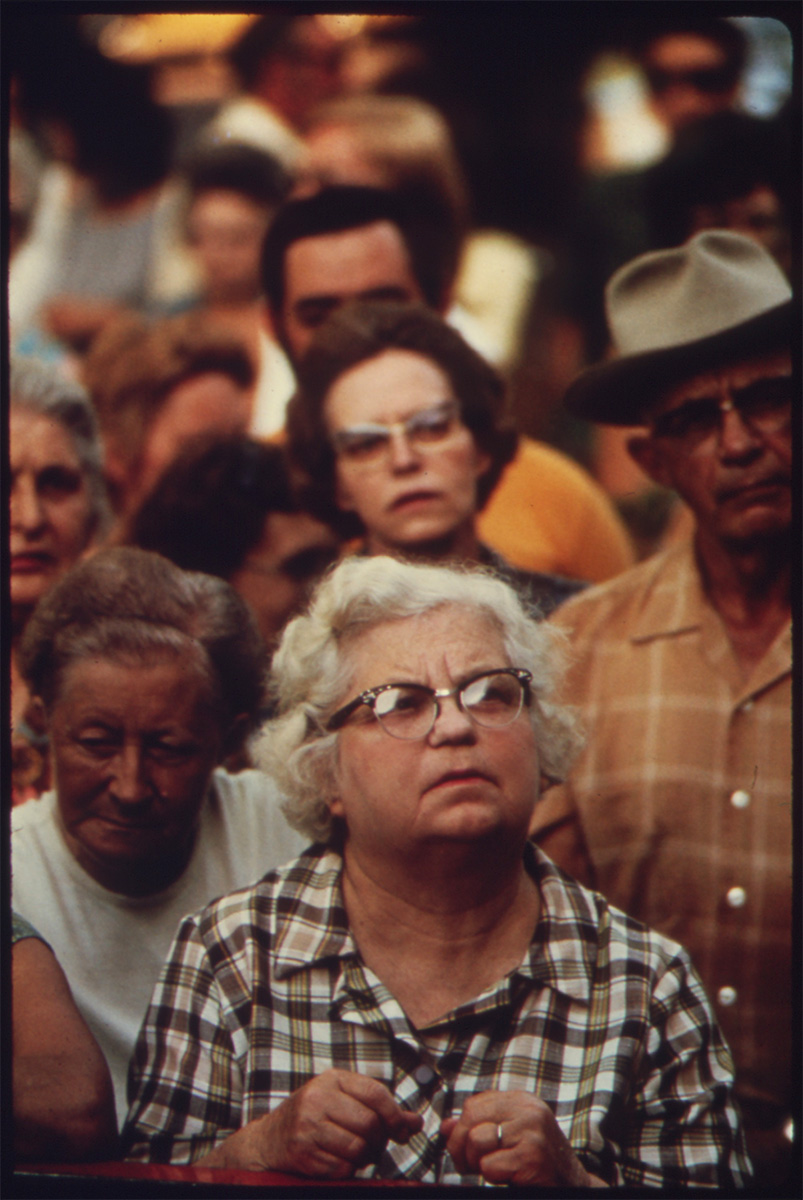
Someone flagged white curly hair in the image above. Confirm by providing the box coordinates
[253,555,582,843]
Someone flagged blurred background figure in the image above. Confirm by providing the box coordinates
[203,12,347,170]
[636,16,748,139]
[10,358,111,805]
[129,436,339,648]
[295,93,541,376]
[644,108,793,279]
[183,143,291,310]
[10,19,196,360]
[13,914,117,1164]
[178,143,296,436]
[80,311,255,537]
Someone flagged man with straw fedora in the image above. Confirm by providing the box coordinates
[532,231,793,1185]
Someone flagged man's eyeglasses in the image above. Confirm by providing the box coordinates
[330,399,463,466]
[327,668,532,740]
[650,376,792,445]
[644,64,737,96]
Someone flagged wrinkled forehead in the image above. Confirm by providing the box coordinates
[337,603,507,684]
[647,348,792,419]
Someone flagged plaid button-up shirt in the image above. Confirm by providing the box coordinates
[123,843,749,1187]
[532,538,792,1131]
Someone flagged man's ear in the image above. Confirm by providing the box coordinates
[626,432,672,489]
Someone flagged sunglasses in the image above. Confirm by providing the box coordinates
[644,64,738,96]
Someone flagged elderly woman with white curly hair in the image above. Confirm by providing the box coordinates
[123,556,750,1188]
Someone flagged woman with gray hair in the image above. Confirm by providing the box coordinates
[124,555,749,1188]
[11,547,305,1128]
[10,356,111,802]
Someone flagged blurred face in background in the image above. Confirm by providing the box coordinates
[10,407,95,626]
[133,372,253,513]
[643,33,740,135]
[186,189,275,306]
[254,16,344,131]
[228,510,338,645]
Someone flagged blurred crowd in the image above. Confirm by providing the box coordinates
[7,5,796,1189]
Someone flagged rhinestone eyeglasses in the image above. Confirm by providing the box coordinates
[327,668,532,740]
[329,399,463,466]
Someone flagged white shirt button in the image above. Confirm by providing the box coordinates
[730,789,750,809]
[413,1064,436,1087]
[726,886,747,908]
[718,986,738,1007]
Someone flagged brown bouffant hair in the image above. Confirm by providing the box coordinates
[286,300,518,538]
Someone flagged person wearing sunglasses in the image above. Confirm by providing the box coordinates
[286,299,584,616]
[636,17,747,138]
[124,554,749,1186]
[532,231,792,1186]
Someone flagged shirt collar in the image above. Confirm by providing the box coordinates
[274,844,595,1007]
[629,539,706,642]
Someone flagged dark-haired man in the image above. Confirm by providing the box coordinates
[261,185,455,363]
[532,231,793,1184]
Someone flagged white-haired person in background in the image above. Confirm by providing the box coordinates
[10,356,112,803]
[123,556,750,1188]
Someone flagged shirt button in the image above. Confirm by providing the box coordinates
[718,986,738,1007]
[726,886,747,908]
[730,790,751,809]
[413,1064,436,1087]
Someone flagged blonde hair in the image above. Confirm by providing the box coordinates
[306,93,470,237]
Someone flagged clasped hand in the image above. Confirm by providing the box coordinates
[247,1074,602,1185]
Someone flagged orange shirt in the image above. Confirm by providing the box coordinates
[478,437,634,582]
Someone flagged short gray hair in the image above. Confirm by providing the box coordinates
[253,556,582,843]
[11,356,111,542]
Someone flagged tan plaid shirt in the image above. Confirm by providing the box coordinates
[532,539,792,1124]
[122,844,749,1186]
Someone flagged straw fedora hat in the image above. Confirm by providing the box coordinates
[564,230,793,426]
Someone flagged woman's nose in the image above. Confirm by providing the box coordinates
[387,428,420,472]
[11,477,46,533]
[110,745,152,806]
[427,694,477,744]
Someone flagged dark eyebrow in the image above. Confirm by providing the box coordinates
[732,376,791,400]
[293,296,341,320]
[356,286,416,303]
